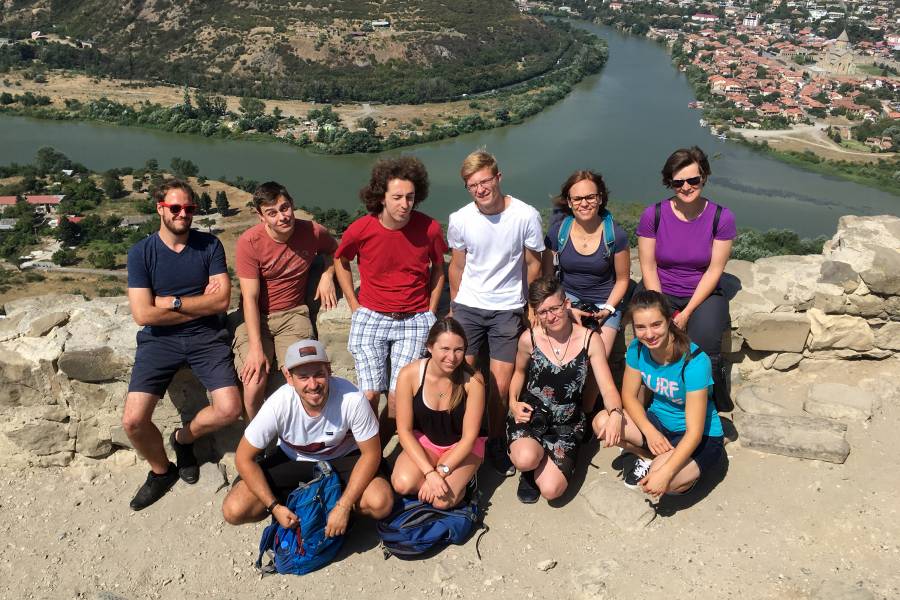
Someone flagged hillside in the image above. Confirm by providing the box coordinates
[0,0,575,103]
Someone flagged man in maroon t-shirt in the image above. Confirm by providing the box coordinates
[231,181,338,418]
[334,157,447,442]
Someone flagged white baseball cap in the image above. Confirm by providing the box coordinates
[283,339,330,370]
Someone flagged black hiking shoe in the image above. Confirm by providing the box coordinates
[624,456,652,488]
[170,429,199,484]
[486,437,515,477]
[129,462,179,511]
[516,471,540,504]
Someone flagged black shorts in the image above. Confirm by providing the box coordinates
[256,447,389,504]
[641,412,724,475]
[128,327,238,396]
[450,301,524,364]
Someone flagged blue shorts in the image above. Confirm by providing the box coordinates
[128,327,238,397]
[564,292,623,332]
[641,411,724,476]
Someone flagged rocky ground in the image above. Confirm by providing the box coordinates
[1,355,898,600]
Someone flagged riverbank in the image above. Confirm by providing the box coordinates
[0,30,607,156]
[555,12,900,195]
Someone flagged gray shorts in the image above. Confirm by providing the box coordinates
[450,301,524,364]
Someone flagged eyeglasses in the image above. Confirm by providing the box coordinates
[670,176,703,189]
[569,193,600,205]
[158,202,197,215]
[535,303,567,318]
[464,175,497,193]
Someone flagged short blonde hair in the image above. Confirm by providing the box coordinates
[460,149,499,182]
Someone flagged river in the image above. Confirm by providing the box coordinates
[0,22,896,237]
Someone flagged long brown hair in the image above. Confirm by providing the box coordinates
[551,169,609,216]
[626,290,691,361]
[424,317,475,412]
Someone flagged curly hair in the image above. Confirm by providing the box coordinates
[661,146,711,188]
[152,179,195,204]
[359,156,429,214]
[551,170,609,216]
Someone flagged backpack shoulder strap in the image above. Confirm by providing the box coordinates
[712,204,723,237]
[680,346,704,382]
[601,209,616,258]
[557,215,574,252]
[653,201,662,234]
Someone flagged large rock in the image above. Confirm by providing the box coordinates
[0,334,67,408]
[4,418,74,457]
[884,296,900,320]
[845,294,884,318]
[807,308,874,351]
[804,383,876,422]
[26,311,70,337]
[0,313,25,342]
[823,215,900,296]
[734,385,804,415]
[58,347,130,382]
[580,475,655,531]
[874,322,900,351]
[733,412,850,463]
[818,260,860,294]
[739,312,810,352]
[772,352,803,370]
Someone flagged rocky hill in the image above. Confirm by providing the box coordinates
[0,0,575,102]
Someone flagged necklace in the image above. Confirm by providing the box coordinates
[546,326,574,364]
[573,223,602,250]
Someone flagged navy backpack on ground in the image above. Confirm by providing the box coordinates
[255,461,344,575]
[376,485,485,559]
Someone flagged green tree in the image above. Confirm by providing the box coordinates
[239,96,266,119]
[215,190,230,216]
[170,157,199,179]
[87,249,116,269]
[356,116,378,134]
[198,191,212,215]
[102,171,126,199]
[56,216,81,246]
[52,248,77,266]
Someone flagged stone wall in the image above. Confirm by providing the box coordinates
[0,215,897,468]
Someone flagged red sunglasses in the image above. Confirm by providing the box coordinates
[158,202,197,215]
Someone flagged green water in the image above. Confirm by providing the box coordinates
[1,23,896,237]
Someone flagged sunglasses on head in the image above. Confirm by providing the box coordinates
[158,202,197,215]
[670,176,703,189]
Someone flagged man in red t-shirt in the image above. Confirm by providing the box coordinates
[232,181,338,418]
[334,157,447,441]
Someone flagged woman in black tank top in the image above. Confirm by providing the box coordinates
[390,317,486,509]
[507,276,625,504]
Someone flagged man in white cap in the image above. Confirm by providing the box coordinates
[222,339,393,535]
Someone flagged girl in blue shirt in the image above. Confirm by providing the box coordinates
[593,290,724,496]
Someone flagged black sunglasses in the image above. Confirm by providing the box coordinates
[670,176,703,189]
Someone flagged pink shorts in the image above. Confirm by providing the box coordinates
[413,430,487,459]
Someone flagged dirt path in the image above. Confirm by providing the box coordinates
[732,124,896,163]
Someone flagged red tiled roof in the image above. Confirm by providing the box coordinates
[0,194,64,205]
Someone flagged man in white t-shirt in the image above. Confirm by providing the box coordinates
[447,150,544,476]
[222,340,393,535]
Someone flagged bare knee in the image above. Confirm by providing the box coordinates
[592,412,610,438]
[215,395,243,423]
[122,412,151,437]
[539,478,568,501]
[509,446,542,472]
[390,471,421,496]
[359,482,394,519]
[221,489,251,525]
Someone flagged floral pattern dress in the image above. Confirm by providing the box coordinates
[507,329,592,480]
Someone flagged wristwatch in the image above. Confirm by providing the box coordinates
[437,464,451,476]
[599,303,616,315]
[172,296,182,311]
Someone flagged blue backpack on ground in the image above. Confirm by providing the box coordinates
[376,486,485,559]
[255,461,344,576]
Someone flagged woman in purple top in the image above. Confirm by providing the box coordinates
[636,146,736,410]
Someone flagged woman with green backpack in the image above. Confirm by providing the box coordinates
[542,170,630,412]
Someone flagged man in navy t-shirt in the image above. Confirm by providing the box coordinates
[123,179,241,511]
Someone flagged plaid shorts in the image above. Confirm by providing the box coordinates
[347,307,436,393]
